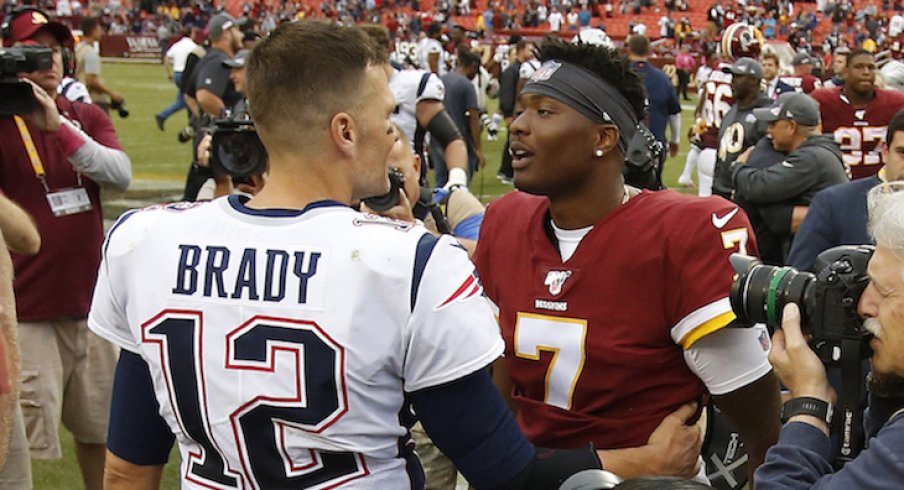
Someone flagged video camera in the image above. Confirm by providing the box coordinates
[363,167,452,235]
[0,45,52,116]
[206,112,268,179]
[729,245,874,363]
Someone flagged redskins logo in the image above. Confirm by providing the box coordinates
[721,23,764,61]
[31,12,49,25]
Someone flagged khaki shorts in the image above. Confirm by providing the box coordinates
[18,319,118,459]
[0,407,32,489]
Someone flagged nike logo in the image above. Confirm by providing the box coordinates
[712,208,740,229]
[781,161,794,168]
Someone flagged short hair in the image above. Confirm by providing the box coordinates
[761,50,779,65]
[626,35,650,57]
[538,36,647,123]
[846,48,874,66]
[516,38,533,52]
[426,22,442,37]
[458,50,481,68]
[358,23,391,60]
[614,476,712,490]
[868,185,904,267]
[887,108,904,144]
[80,17,99,35]
[246,20,381,152]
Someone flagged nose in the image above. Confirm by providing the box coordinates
[858,283,879,319]
[509,112,527,136]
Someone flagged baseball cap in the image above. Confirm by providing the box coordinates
[722,57,764,79]
[206,14,237,41]
[223,49,250,68]
[792,52,813,66]
[753,93,821,126]
[4,9,73,46]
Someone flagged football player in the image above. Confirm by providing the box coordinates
[811,49,904,180]
[91,22,697,490]
[694,23,762,198]
[474,38,781,484]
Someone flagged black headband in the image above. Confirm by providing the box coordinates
[521,60,639,154]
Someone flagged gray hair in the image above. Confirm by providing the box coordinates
[868,182,904,267]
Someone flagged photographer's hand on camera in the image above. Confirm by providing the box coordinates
[21,78,60,132]
[360,188,416,223]
[196,133,212,168]
[770,303,833,434]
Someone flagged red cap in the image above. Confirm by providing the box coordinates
[5,10,74,46]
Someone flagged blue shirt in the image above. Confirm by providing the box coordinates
[631,61,681,145]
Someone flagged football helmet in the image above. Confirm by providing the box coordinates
[571,28,615,49]
[880,59,904,92]
[721,23,764,61]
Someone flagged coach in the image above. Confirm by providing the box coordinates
[756,186,904,488]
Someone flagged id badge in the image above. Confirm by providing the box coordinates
[46,187,93,217]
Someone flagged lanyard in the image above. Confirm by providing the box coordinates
[13,115,50,192]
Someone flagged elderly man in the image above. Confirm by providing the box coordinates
[755,183,904,488]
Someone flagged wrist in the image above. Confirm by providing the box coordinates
[788,414,830,435]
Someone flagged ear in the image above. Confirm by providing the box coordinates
[330,112,356,157]
[881,140,889,163]
[595,125,621,154]
[412,153,422,176]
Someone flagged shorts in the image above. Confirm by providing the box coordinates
[0,407,32,489]
[18,319,118,459]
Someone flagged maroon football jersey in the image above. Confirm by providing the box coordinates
[700,68,734,149]
[812,87,904,179]
[474,190,758,450]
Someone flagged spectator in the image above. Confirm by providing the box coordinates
[155,27,198,131]
[567,8,579,30]
[824,47,850,89]
[674,45,695,101]
[755,185,904,488]
[627,34,681,187]
[790,53,824,94]
[0,9,131,490]
[93,20,623,490]
[731,93,849,263]
[548,7,564,31]
[75,17,124,114]
[762,50,795,100]
[789,109,904,272]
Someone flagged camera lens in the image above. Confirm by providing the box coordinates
[215,132,268,178]
[730,262,815,330]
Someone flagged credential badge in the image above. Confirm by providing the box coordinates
[544,270,572,296]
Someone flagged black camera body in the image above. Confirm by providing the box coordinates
[110,99,129,118]
[207,114,268,179]
[0,46,52,116]
[729,245,874,363]
[363,167,406,212]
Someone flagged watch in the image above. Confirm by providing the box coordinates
[781,396,833,424]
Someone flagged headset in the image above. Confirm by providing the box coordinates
[1,6,75,77]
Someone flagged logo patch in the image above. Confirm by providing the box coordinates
[530,61,562,83]
[436,272,483,310]
[544,270,572,296]
[855,110,866,120]
[711,207,740,229]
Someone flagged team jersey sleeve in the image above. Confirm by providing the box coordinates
[416,73,445,102]
[403,234,504,392]
[667,200,757,350]
[87,210,146,353]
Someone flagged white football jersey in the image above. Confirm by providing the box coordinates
[389,67,445,148]
[416,37,446,76]
[89,196,503,489]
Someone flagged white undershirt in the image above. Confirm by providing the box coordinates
[551,222,593,262]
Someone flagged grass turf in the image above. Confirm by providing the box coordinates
[32,61,702,488]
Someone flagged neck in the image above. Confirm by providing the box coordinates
[214,42,234,56]
[246,153,352,210]
[547,165,626,229]
[629,54,647,62]
[843,86,876,106]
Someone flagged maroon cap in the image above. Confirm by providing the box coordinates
[5,10,74,46]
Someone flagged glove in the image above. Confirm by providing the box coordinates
[444,167,469,190]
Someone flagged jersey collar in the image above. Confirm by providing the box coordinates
[227,194,349,217]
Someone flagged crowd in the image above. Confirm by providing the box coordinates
[4,1,904,489]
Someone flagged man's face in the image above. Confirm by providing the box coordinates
[845,53,877,96]
[229,26,243,51]
[19,30,63,93]
[509,93,609,196]
[230,67,246,94]
[882,131,904,182]
[832,54,847,77]
[384,136,421,204]
[762,58,779,80]
[794,63,812,75]
[351,65,399,201]
[859,244,904,376]
[519,43,536,62]
[767,119,795,152]
[731,73,759,101]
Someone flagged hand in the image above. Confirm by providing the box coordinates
[22,78,60,132]
[769,304,831,402]
[643,402,703,478]
[360,190,416,223]
[736,146,754,165]
[196,134,213,168]
[476,150,486,169]
[111,91,125,105]
[669,142,679,158]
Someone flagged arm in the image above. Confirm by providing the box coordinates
[468,106,485,168]
[164,55,175,80]
[668,113,681,158]
[787,191,837,271]
[732,155,819,203]
[427,51,440,74]
[791,205,809,233]
[416,100,468,185]
[0,194,40,256]
[104,451,165,490]
[196,89,225,117]
[80,49,122,102]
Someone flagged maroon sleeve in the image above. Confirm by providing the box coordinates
[67,102,124,151]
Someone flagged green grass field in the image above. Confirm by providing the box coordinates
[31,61,701,488]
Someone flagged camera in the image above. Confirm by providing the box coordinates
[110,99,129,118]
[363,166,405,212]
[207,113,268,179]
[729,245,875,363]
[0,45,52,116]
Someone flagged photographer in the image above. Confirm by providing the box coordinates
[755,185,904,489]
[0,9,130,490]
[75,17,124,115]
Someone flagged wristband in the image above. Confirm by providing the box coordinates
[445,167,468,189]
[781,396,832,424]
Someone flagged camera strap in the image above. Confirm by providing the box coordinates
[13,115,49,191]
[833,338,867,468]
